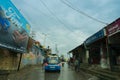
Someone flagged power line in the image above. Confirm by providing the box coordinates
[39,0,73,31]
[40,0,82,42]
[39,0,83,33]
[23,0,55,21]
[60,0,108,25]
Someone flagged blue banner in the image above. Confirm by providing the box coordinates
[0,0,31,53]
[85,29,105,46]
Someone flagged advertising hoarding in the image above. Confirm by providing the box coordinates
[0,0,31,53]
[106,18,120,36]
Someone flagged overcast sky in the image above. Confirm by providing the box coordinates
[11,0,120,56]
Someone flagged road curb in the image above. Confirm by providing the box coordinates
[80,67,120,80]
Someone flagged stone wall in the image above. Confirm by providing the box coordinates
[0,49,20,71]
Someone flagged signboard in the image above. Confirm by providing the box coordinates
[85,29,105,46]
[106,18,120,36]
[0,0,31,53]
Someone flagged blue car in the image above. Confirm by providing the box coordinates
[44,56,61,72]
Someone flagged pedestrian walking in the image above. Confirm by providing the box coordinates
[74,58,79,72]
[74,57,81,72]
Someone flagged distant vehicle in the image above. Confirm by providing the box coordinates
[44,55,61,72]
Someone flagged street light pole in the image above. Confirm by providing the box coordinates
[42,33,47,47]
[55,43,59,54]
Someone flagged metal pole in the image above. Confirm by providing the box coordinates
[17,53,22,71]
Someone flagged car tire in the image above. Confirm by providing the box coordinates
[58,70,61,73]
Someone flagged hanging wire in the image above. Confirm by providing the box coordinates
[39,0,85,43]
[60,0,108,25]
[39,0,74,31]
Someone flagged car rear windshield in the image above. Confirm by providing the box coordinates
[48,57,59,64]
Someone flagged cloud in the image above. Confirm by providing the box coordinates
[11,0,120,55]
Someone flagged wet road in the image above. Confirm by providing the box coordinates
[44,63,92,80]
[8,63,96,80]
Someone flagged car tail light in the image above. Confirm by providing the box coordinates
[44,63,48,66]
[58,63,61,66]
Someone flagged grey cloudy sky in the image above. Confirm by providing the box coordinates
[11,0,120,56]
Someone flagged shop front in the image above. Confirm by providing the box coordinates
[106,18,120,71]
[84,28,107,68]
[69,44,85,64]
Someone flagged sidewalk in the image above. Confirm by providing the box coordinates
[80,64,120,80]
[7,64,42,80]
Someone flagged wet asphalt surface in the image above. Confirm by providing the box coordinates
[7,63,97,80]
